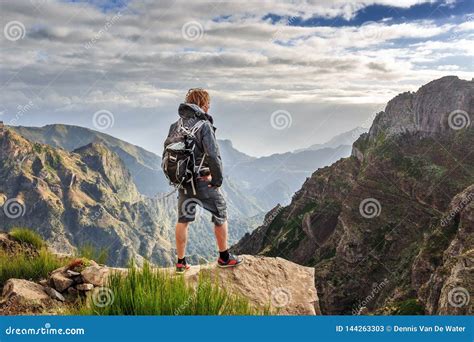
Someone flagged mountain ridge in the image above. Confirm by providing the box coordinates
[233,76,473,315]
[11,123,361,210]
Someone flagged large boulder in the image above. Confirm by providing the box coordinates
[184,255,320,315]
[81,265,110,286]
[0,279,62,315]
[50,271,73,292]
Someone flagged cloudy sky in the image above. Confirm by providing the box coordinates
[1,0,473,156]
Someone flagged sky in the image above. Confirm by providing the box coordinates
[0,0,473,156]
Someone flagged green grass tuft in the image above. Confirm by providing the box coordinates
[76,243,109,265]
[0,248,64,287]
[9,227,44,249]
[73,262,262,315]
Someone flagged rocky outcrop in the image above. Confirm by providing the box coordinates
[0,251,319,315]
[412,185,473,315]
[369,76,473,139]
[184,255,319,315]
[234,76,473,314]
[0,128,174,267]
[0,279,63,315]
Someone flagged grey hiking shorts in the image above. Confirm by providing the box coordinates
[177,179,227,225]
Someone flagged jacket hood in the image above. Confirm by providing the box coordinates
[178,103,214,125]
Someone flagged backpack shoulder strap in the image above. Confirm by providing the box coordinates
[190,119,206,135]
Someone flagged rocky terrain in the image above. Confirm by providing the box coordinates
[3,122,357,265]
[12,124,355,210]
[233,76,473,315]
[0,232,318,316]
[0,126,264,265]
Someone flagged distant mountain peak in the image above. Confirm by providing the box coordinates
[295,126,368,153]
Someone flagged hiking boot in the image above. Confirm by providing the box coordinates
[217,253,243,268]
[176,262,191,274]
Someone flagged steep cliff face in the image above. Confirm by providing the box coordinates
[12,124,170,197]
[369,76,473,139]
[412,184,473,315]
[0,129,174,266]
[233,76,473,315]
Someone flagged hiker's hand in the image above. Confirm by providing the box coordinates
[199,174,212,182]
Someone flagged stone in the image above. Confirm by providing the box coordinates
[0,279,62,315]
[2,279,50,303]
[51,266,67,275]
[43,286,65,302]
[81,266,110,287]
[76,283,94,291]
[51,272,73,292]
[184,255,320,315]
[66,270,81,277]
[71,275,83,284]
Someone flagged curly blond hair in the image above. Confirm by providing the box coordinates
[185,88,210,109]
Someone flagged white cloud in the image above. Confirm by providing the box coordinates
[0,0,472,155]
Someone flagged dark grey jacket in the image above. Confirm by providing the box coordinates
[164,103,224,187]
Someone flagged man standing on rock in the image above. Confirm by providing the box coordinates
[163,88,243,273]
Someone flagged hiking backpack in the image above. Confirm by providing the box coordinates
[161,118,206,195]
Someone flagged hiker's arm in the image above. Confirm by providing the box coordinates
[201,123,223,187]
